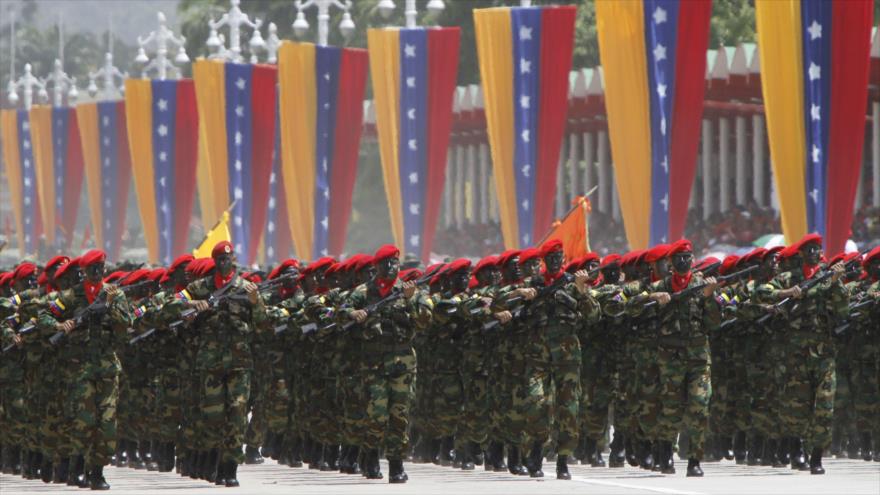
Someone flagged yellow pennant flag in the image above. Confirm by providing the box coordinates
[540,196,592,262]
[193,208,232,259]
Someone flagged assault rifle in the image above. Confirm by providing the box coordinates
[833,297,877,336]
[164,272,284,329]
[643,264,759,310]
[50,280,154,346]
[2,318,38,353]
[334,272,437,332]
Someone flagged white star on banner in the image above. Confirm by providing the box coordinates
[409,203,420,215]
[268,197,276,209]
[812,145,820,163]
[406,76,415,88]
[269,172,276,184]
[159,151,167,162]
[653,6,667,24]
[235,132,242,146]
[267,247,274,258]
[235,159,242,171]
[404,44,416,57]
[661,117,667,136]
[322,158,328,171]
[520,58,531,74]
[519,26,532,41]
[103,137,110,146]
[653,44,666,62]
[22,121,29,131]
[324,103,330,110]
[234,187,243,199]
[408,139,418,150]
[324,189,329,199]
[409,172,419,184]
[235,216,243,226]
[321,248,329,256]
[521,164,531,178]
[520,95,530,109]
[22,139,30,149]
[324,72,331,81]
[657,83,667,98]
[159,176,167,187]
[102,116,109,127]
[162,230,169,239]
[157,124,168,136]
[811,104,820,121]
[521,129,530,143]
[157,99,168,111]
[522,234,530,245]
[236,78,246,90]
[160,201,169,213]
[522,199,529,211]
[23,158,30,168]
[407,108,416,120]
[409,235,420,247]
[661,155,669,174]
[23,177,30,187]
[235,105,244,117]
[267,221,275,233]
[104,158,110,167]
[321,217,329,230]
[807,20,822,40]
[808,62,821,81]
[810,188,819,204]
[660,193,669,211]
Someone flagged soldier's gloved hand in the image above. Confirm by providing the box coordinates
[244,281,259,304]
[515,287,538,300]
[649,292,671,306]
[494,310,512,324]
[702,276,719,297]
[829,262,846,282]
[350,309,368,323]
[403,281,417,299]
[56,319,76,334]
[783,286,803,300]
[105,285,121,302]
[188,300,210,312]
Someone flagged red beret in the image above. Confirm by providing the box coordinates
[196,259,216,277]
[741,248,766,265]
[694,256,721,272]
[54,258,79,281]
[764,246,784,260]
[303,257,336,275]
[399,268,423,282]
[354,255,375,272]
[862,246,880,267]
[601,254,622,267]
[425,263,445,276]
[719,255,740,276]
[80,249,107,267]
[211,241,234,258]
[635,250,651,265]
[668,239,693,256]
[373,244,400,262]
[242,272,263,283]
[518,248,542,265]
[473,256,499,274]
[644,244,671,264]
[429,263,449,286]
[0,272,12,287]
[185,258,203,274]
[13,262,37,282]
[565,259,584,273]
[446,258,473,275]
[498,249,521,267]
[40,255,70,285]
[581,252,601,264]
[104,271,128,284]
[121,268,151,286]
[148,268,166,283]
[268,259,300,280]
[778,245,800,260]
[792,233,822,253]
[169,254,195,273]
[540,239,564,257]
[324,263,341,277]
[828,252,847,266]
[620,251,637,267]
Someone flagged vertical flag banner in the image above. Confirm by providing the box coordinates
[278,42,368,260]
[595,0,711,250]
[193,59,276,265]
[29,105,85,249]
[474,6,575,250]
[756,0,873,252]
[125,78,200,264]
[368,27,460,261]
[263,106,292,264]
[1,110,43,254]
[76,101,132,261]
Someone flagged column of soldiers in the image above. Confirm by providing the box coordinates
[0,235,878,489]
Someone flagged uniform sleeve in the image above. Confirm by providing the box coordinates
[408,289,434,330]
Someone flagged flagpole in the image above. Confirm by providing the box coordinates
[193,199,238,250]
[536,186,598,246]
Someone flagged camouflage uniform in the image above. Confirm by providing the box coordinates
[841,280,879,452]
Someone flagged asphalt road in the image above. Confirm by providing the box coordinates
[1,457,878,495]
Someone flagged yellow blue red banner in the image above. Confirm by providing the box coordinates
[0,110,42,255]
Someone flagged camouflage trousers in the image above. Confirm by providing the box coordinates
[780,344,835,451]
[264,374,291,435]
[42,367,74,460]
[459,371,489,447]
[199,368,251,463]
[580,345,612,449]
[155,367,181,444]
[655,346,711,460]
[362,355,415,460]
[423,370,462,440]
[0,364,26,448]
[119,374,155,443]
[832,359,858,446]
[70,370,119,468]
[310,376,342,445]
[708,342,739,440]
[851,356,880,435]
[340,372,367,445]
[493,338,525,447]
[631,340,662,442]
[745,336,780,440]
[245,365,268,448]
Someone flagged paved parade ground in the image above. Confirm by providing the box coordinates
[2,457,878,495]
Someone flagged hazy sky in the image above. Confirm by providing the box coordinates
[3,0,182,44]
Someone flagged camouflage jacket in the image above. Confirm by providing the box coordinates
[771,269,848,346]
[163,274,268,371]
[630,273,720,351]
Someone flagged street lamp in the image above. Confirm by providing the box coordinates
[293,0,355,46]
[7,63,48,110]
[88,53,127,99]
[136,11,189,80]
[377,0,445,28]
[43,59,78,107]
[208,0,265,63]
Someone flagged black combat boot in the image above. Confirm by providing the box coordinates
[777,437,790,465]
[686,458,704,477]
[323,444,339,471]
[214,458,227,486]
[128,441,145,470]
[88,465,110,490]
[53,456,69,483]
[747,435,763,466]
[860,432,873,461]
[204,449,219,483]
[67,455,81,486]
[489,441,507,472]
[472,442,484,466]
[161,442,176,472]
[440,436,455,467]
[655,441,675,474]
[790,438,808,471]
[309,442,325,470]
[460,444,475,471]
[609,431,626,468]
[526,441,544,478]
[41,456,53,483]
[651,442,662,472]
[847,435,861,459]
[116,439,128,468]
[809,448,825,475]
[722,434,735,461]
[583,437,597,466]
[733,431,746,464]
[765,439,783,467]
[75,457,90,489]
[830,428,842,457]
[261,432,276,459]
[556,455,571,480]
[364,449,383,479]
[245,445,264,464]
[288,436,304,467]
[225,460,240,487]
[30,452,43,479]
[20,450,31,479]
[338,445,352,472]
[507,445,528,475]
[1,445,13,474]
[430,438,442,465]
[639,441,654,470]
[388,458,408,483]
[145,441,159,471]
[625,438,639,467]
[346,446,361,474]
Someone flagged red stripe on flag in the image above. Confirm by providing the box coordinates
[275,171,292,261]
[421,27,460,262]
[173,80,200,256]
[824,0,873,254]
[248,65,278,265]
[328,48,369,258]
[63,108,85,249]
[668,0,712,242]
[114,101,132,261]
[533,6,576,239]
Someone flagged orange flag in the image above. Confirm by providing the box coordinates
[541,196,592,261]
